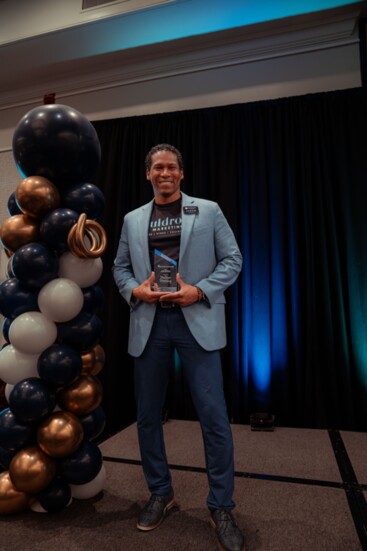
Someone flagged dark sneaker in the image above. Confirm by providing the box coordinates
[210,509,245,551]
[137,491,175,531]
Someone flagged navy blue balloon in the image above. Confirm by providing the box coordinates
[38,478,71,513]
[57,312,102,352]
[12,104,101,189]
[9,378,56,424]
[0,446,16,470]
[11,242,59,288]
[58,439,102,485]
[0,278,39,319]
[0,408,36,450]
[82,285,104,315]
[40,208,79,252]
[38,344,82,387]
[7,192,22,216]
[80,406,106,441]
[62,183,105,220]
[1,317,12,342]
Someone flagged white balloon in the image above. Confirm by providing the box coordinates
[58,252,103,288]
[38,278,84,322]
[9,311,57,355]
[4,383,14,402]
[30,500,48,513]
[0,345,39,385]
[70,463,106,500]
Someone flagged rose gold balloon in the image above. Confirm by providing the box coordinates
[57,375,103,416]
[81,344,105,376]
[92,345,105,375]
[9,446,56,494]
[37,411,84,458]
[67,213,107,258]
[16,176,60,219]
[0,471,31,515]
[0,214,40,253]
[81,350,94,374]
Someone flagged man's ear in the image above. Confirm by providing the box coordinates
[146,168,151,181]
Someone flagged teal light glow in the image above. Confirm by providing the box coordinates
[346,230,367,387]
[79,0,362,57]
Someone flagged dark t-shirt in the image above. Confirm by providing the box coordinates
[148,197,182,269]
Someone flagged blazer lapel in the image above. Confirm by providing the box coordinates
[137,199,154,274]
[179,193,197,263]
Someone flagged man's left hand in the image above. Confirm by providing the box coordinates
[159,273,201,307]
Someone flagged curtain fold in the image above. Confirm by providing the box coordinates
[93,87,367,435]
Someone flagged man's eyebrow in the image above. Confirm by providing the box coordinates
[153,162,178,167]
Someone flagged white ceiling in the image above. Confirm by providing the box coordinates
[0,0,364,112]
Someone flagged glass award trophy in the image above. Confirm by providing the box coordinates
[154,249,178,293]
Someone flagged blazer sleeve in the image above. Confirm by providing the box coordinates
[112,215,140,307]
[195,204,242,306]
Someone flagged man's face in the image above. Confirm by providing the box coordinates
[146,150,183,204]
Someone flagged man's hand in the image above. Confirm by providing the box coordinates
[132,272,167,303]
[159,273,201,307]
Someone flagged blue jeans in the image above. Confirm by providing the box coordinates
[134,306,235,510]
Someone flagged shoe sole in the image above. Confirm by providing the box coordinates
[136,498,176,531]
[209,517,246,551]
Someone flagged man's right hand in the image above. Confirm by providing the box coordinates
[132,272,166,303]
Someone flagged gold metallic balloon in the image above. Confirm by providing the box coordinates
[37,411,84,458]
[67,213,107,258]
[0,214,40,253]
[80,350,94,374]
[9,446,56,494]
[15,176,60,219]
[57,375,103,416]
[0,471,31,515]
[81,344,106,376]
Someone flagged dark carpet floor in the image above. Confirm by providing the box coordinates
[1,420,366,551]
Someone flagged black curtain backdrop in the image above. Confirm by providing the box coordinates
[93,87,367,437]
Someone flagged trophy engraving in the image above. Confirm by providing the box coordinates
[154,249,177,292]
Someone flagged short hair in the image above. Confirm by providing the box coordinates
[145,143,184,170]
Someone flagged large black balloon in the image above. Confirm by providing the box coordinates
[9,377,56,424]
[82,285,104,315]
[11,242,59,288]
[58,439,102,485]
[57,312,103,353]
[0,446,16,470]
[38,477,71,513]
[38,344,82,387]
[80,406,106,441]
[62,183,105,220]
[1,317,12,343]
[40,208,79,252]
[0,278,39,319]
[7,191,22,216]
[12,104,101,189]
[0,408,36,450]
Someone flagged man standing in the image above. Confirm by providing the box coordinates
[113,144,244,551]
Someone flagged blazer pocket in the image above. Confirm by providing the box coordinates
[192,225,212,236]
[214,296,226,304]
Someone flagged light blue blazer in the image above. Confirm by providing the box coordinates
[112,192,242,357]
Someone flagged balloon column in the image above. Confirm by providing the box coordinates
[0,104,107,514]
